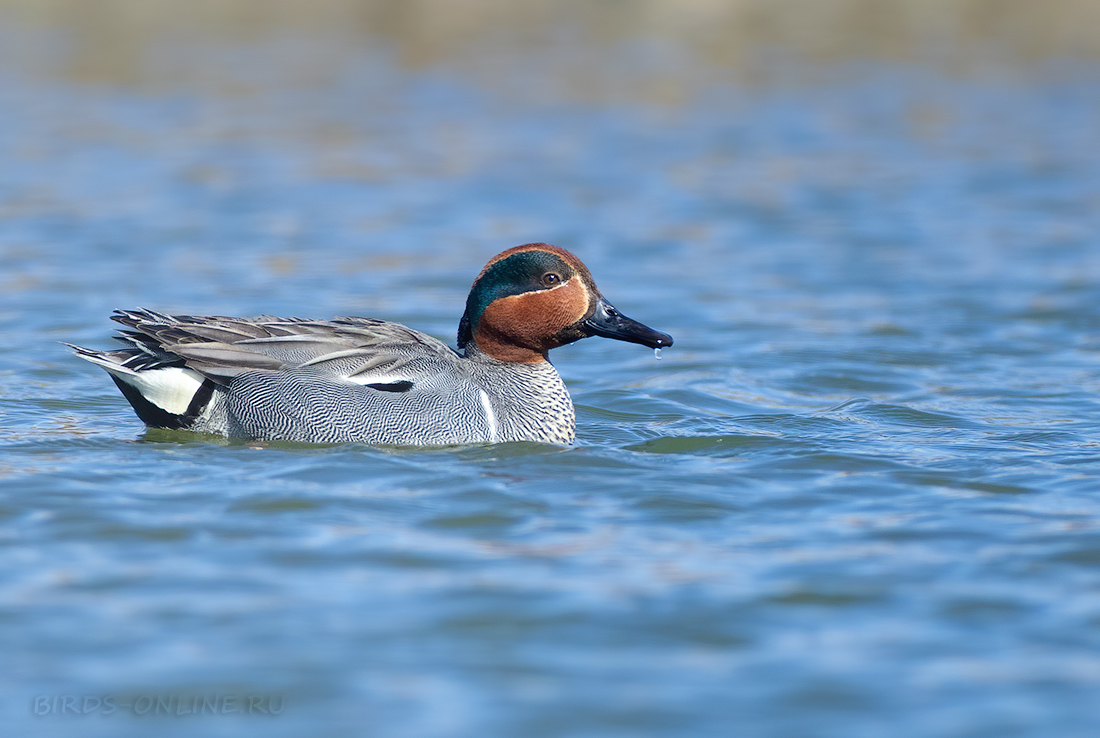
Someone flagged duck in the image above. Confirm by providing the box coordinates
[69,243,673,446]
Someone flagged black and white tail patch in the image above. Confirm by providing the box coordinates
[110,373,216,430]
[69,345,217,430]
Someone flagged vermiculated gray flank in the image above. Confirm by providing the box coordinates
[69,244,672,445]
[72,310,576,446]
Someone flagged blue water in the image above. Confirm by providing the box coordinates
[3,44,1100,737]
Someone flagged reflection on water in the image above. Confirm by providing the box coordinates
[3,4,1100,738]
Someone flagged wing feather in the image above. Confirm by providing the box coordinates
[102,309,460,386]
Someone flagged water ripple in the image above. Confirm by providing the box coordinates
[4,52,1100,738]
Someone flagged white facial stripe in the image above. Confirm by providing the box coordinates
[543,277,572,291]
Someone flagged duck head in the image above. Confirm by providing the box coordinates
[457,243,673,363]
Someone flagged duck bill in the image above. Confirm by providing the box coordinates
[580,297,673,349]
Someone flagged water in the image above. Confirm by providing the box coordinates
[4,28,1100,738]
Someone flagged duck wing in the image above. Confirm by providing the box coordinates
[109,309,461,386]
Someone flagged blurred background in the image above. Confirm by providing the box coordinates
[6,0,1100,88]
[5,3,1100,738]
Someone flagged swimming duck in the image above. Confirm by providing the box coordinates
[70,243,672,445]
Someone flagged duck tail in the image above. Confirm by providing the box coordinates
[65,342,216,430]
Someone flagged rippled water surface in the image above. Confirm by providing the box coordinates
[4,28,1100,738]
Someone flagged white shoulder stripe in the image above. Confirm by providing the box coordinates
[345,373,409,386]
[478,389,499,443]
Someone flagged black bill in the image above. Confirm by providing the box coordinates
[580,297,673,349]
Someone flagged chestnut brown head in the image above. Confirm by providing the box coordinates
[458,243,672,363]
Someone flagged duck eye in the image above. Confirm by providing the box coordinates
[542,273,562,287]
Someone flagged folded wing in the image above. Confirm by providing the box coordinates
[109,308,461,386]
